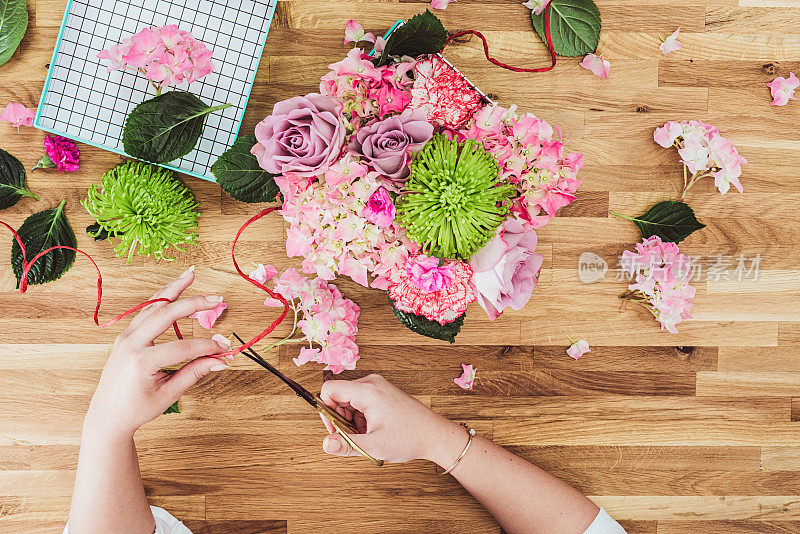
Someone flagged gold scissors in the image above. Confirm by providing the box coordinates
[231,333,384,466]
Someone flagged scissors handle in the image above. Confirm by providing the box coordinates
[315,396,384,467]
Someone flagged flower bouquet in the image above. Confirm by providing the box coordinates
[215,11,584,347]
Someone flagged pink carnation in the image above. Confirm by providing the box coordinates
[406,254,454,293]
[410,56,484,129]
[389,258,475,325]
[44,134,80,173]
[363,187,396,228]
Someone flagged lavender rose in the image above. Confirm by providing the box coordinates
[252,94,345,178]
[469,219,543,320]
[348,108,433,184]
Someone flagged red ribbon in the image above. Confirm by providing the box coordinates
[0,206,288,358]
[443,4,557,73]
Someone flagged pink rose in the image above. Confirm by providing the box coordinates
[348,108,433,184]
[469,219,543,320]
[253,94,345,178]
[363,187,395,228]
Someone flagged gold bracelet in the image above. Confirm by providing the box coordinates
[439,423,476,476]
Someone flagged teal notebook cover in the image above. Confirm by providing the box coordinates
[34,0,277,181]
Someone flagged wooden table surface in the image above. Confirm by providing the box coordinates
[2,0,800,532]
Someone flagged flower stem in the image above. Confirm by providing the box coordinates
[609,210,635,222]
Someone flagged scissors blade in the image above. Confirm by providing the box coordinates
[231,332,317,407]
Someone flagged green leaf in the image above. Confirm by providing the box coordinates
[531,0,601,57]
[0,147,36,210]
[611,200,706,244]
[375,10,447,67]
[32,153,54,171]
[11,199,77,288]
[0,0,28,67]
[389,297,464,344]
[122,91,232,164]
[211,135,280,203]
[163,401,180,414]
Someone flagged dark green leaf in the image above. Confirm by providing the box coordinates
[531,0,601,57]
[0,147,36,210]
[0,0,28,67]
[612,200,706,243]
[163,401,180,414]
[86,222,116,241]
[11,199,77,288]
[389,297,464,344]
[212,135,280,203]
[122,91,231,164]
[375,10,447,67]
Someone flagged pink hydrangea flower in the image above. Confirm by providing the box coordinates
[522,0,551,15]
[265,269,360,374]
[620,236,696,333]
[249,263,278,285]
[97,25,215,90]
[0,102,35,130]
[579,53,610,78]
[43,134,80,173]
[344,20,375,45]
[566,339,590,359]
[454,364,476,390]
[659,28,682,55]
[190,300,227,329]
[431,0,456,9]
[767,72,799,106]
[653,120,746,195]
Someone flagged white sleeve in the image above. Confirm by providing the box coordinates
[583,508,626,534]
[63,506,193,534]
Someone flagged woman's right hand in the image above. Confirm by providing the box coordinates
[319,374,466,465]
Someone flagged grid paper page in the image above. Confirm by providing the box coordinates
[36,0,277,181]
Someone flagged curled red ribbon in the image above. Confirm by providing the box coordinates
[0,206,288,358]
[443,4,557,73]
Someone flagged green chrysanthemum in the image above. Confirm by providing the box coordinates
[82,161,199,262]
[396,135,512,260]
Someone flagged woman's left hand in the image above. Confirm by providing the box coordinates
[83,267,232,441]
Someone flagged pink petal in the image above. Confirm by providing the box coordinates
[264,297,285,307]
[454,363,476,390]
[431,0,453,9]
[189,301,227,329]
[249,263,278,284]
[579,54,610,79]
[566,339,590,360]
[0,102,36,129]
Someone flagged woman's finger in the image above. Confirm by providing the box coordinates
[322,432,379,458]
[160,356,230,401]
[146,337,230,371]
[126,295,224,347]
[319,378,374,414]
[127,266,196,332]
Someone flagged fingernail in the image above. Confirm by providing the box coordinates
[323,435,340,453]
[209,363,228,372]
[205,295,223,303]
[212,334,231,349]
[179,265,195,279]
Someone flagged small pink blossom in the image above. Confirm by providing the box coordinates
[566,339,590,359]
[190,300,227,329]
[454,364,476,390]
[344,20,375,45]
[363,187,396,228]
[579,53,610,78]
[767,72,799,106]
[324,154,367,188]
[659,28,682,55]
[522,0,551,15]
[431,0,455,9]
[249,263,278,285]
[373,36,387,55]
[0,102,35,130]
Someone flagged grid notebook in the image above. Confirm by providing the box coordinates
[34,0,278,181]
